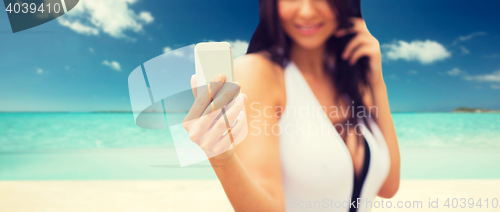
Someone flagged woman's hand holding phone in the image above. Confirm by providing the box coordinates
[182,74,248,161]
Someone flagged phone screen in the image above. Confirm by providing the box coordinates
[195,42,234,87]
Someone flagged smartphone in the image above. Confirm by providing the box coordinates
[194,42,238,126]
[194,42,234,87]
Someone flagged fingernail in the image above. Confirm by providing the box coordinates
[214,75,224,82]
[240,93,247,102]
[233,82,241,91]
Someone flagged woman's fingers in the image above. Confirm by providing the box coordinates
[183,73,248,158]
[218,110,248,148]
[203,93,247,143]
[184,74,226,122]
[348,17,367,32]
[334,28,355,37]
[349,46,375,66]
[342,35,366,60]
[200,96,247,157]
[201,82,241,116]
[350,17,366,26]
[190,74,197,99]
[334,18,367,38]
[184,108,221,144]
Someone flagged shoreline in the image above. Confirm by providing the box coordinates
[0,179,498,212]
[1,148,500,180]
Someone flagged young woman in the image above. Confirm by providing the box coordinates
[183,0,400,211]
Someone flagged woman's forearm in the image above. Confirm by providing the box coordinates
[209,154,284,212]
[371,79,401,198]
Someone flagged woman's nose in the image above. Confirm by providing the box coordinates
[297,0,317,20]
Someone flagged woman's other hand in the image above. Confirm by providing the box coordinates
[335,17,384,86]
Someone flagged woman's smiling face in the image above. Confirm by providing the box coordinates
[278,0,338,49]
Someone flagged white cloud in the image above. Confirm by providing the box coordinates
[448,68,500,90]
[453,32,486,45]
[464,70,500,83]
[459,46,470,55]
[447,68,466,76]
[36,68,44,74]
[102,60,121,71]
[162,46,186,57]
[163,47,172,53]
[57,0,154,41]
[89,47,95,53]
[382,40,451,64]
[57,18,99,36]
[138,11,154,24]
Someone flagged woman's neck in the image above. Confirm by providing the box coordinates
[289,43,326,77]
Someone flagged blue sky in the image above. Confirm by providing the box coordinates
[0,0,499,112]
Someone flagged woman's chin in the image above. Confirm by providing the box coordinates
[294,39,327,50]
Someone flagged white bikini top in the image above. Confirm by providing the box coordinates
[278,62,391,212]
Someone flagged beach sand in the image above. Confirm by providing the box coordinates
[0,179,499,212]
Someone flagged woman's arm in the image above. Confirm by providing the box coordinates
[208,54,286,211]
[366,80,401,199]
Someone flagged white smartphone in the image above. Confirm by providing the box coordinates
[194,42,234,88]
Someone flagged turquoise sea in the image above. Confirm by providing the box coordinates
[1,113,499,180]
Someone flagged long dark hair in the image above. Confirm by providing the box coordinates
[247,0,372,133]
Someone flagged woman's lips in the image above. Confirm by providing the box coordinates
[295,23,323,35]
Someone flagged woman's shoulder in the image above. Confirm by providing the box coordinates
[234,52,283,76]
[234,52,286,104]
